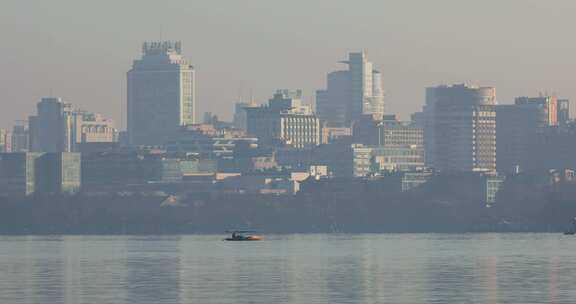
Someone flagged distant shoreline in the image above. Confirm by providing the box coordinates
[1,183,574,235]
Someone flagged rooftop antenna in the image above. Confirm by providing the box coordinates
[121,82,125,131]
[237,88,243,103]
[249,89,255,105]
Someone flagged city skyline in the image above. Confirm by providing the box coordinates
[3,2,576,303]
[3,0,576,129]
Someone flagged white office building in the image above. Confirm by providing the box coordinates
[127,41,196,146]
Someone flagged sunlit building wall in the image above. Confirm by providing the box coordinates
[127,41,195,146]
[424,84,497,172]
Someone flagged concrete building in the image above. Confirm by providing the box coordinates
[166,125,258,159]
[275,147,316,169]
[11,124,28,152]
[218,167,326,195]
[557,99,570,126]
[316,143,373,177]
[496,104,542,174]
[522,125,576,173]
[316,52,384,126]
[29,97,67,152]
[0,152,81,196]
[81,151,146,192]
[486,174,506,205]
[232,102,257,131]
[0,129,10,152]
[352,114,382,146]
[127,41,195,146]
[180,159,218,178]
[29,97,117,153]
[246,90,320,149]
[142,158,183,182]
[39,152,81,194]
[372,146,425,173]
[352,115,424,172]
[372,145,424,172]
[496,96,566,174]
[424,84,497,172]
[400,171,433,192]
[377,117,424,147]
[355,114,423,147]
[0,152,43,196]
[515,96,558,126]
[321,125,352,144]
[410,111,425,128]
[78,112,117,143]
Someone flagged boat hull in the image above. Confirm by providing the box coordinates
[224,236,263,241]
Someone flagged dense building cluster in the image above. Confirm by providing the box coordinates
[0,41,574,207]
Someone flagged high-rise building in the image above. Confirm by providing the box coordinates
[496,96,569,174]
[514,96,558,126]
[29,97,117,152]
[424,84,497,172]
[495,104,541,174]
[29,97,67,152]
[246,90,320,149]
[410,111,425,128]
[127,41,195,146]
[316,52,384,126]
[11,123,28,152]
[233,102,257,131]
[557,99,570,126]
[0,129,10,152]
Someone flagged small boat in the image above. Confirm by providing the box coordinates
[563,217,576,235]
[224,230,263,241]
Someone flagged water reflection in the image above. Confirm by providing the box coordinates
[0,234,575,304]
[126,236,181,304]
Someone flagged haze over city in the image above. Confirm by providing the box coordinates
[4,2,576,303]
[2,0,576,129]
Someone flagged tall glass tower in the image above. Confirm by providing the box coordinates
[316,52,384,126]
[127,41,195,146]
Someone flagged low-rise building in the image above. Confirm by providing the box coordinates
[321,125,352,144]
[166,124,257,159]
[316,143,373,177]
[0,152,44,196]
[217,166,327,194]
[40,152,81,194]
[246,90,320,149]
[0,152,81,196]
[372,145,424,172]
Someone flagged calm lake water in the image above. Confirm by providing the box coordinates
[0,234,575,304]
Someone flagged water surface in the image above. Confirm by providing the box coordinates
[0,234,575,303]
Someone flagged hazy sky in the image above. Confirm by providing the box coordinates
[2,0,576,129]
